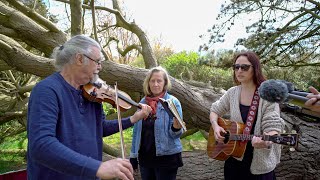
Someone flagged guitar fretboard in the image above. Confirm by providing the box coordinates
[228,134,297,146]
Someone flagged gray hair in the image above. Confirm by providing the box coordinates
[51,35,102,71]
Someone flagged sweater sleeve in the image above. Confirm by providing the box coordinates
[260,101,284,133]
[210,87,234,116]
[28,83,101,178]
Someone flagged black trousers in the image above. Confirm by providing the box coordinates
[224,157,276,180]
[140,166,178,180]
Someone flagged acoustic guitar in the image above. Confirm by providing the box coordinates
[207,117,298,161]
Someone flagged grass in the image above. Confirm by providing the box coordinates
[0,132,27,174]
[104,127,207,155]
[0,128,207,174]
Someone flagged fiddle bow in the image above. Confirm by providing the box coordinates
[114,82,126,159]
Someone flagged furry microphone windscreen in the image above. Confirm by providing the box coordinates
[279,80,295,92]
[258,79,288,103]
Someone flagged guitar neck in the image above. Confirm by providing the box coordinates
[229,134,298,147]
[229,134,255,141]
[229,134,272,141]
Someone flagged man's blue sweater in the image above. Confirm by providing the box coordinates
[27,72,133,180]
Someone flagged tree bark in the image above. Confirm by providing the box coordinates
[0,1,66,56]
[70,0,83,36]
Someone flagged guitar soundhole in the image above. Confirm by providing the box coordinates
[223,131,230,144]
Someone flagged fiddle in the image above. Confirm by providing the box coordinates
[82,78,156,120]
[82,78,141,111]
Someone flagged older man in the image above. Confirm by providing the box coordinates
[27,35,151,180]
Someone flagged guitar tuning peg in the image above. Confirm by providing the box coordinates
[289,147,295,152]
[291,130,297,134]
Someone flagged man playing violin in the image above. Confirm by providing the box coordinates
[27,35,151,180]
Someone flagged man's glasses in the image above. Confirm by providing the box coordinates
[83,54,104,65]
[232,64,252,71]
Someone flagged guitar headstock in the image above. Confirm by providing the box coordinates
[266,133,299,148]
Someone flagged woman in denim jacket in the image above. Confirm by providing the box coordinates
[130,66,184,180]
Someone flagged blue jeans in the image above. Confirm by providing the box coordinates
[140,166,178,180]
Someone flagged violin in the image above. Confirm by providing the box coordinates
[82,78,142,112]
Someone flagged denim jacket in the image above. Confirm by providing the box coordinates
[130,92,183,158]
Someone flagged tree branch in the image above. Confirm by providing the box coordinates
[54,0,157,68]
[89,0,110,60]
[0,111,25,125]
[0,34,55,77]
[0,25,18,38]
[0,1,66,55]
[70,0,82,35]
[7,0,61,32]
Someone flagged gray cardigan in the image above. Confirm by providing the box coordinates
[210,85,284,174]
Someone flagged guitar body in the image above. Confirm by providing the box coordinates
[207,117,247,161]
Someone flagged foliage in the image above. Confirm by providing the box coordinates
[152,37,175,64]
[0,120,25,144]
[102,102,117,116]
[104,127,207,155]
[129,38,175,68]
[264,65,320,90]
[160,51,235,90]
[199,49,235,69]
[129,55,145,68]
[103,127,134,155]
[162,51,205,81]
[0,131,27,174]
[200,0,320,67]
[209,68,234,90]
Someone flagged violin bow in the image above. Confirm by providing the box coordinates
[114,82,126,159]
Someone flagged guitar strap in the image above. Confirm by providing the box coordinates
[242,88,260,142]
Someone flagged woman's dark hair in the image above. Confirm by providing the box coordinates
[233,51,266,86]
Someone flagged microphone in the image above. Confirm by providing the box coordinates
[258,79,314,107]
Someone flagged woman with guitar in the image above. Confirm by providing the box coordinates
[130,66,184,180]
[209,51,284,179]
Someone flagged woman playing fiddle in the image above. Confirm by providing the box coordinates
[130,66,184,180]
[209,51,284,179]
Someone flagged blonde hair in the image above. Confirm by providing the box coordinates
[143,66,172,96]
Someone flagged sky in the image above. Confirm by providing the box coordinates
[123,0,221,52]
[123,0,248,52]
[47,0,248,52]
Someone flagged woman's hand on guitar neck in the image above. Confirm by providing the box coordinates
[252,136,272,149]
[252,131,277,149]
